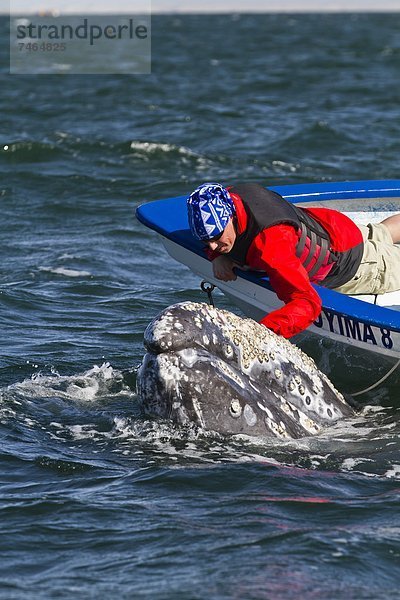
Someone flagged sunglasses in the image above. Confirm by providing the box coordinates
[202,230,224,245]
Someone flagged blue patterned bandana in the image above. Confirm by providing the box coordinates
[187,183,235,241]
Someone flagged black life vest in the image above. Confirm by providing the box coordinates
[227,183,362,288]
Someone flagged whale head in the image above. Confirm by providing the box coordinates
[136,302,353,439]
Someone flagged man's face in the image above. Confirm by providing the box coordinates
[204,218,236,253]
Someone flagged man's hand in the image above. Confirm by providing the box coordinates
[212,256,237,281]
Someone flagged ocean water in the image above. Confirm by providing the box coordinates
[1,13,400,599]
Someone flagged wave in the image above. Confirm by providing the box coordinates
[38,266,92,278]
[129,140,199,157]
[127,139,213,172]
[0,135,204,160]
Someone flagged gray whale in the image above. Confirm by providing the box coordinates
[136,302,354,439]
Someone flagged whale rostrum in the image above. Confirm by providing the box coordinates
[136,302,354,439]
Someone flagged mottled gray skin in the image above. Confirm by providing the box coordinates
[136,302,354,439]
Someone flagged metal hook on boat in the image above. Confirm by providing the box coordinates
[201,280,215,307]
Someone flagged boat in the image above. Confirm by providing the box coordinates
[136,180,400,396]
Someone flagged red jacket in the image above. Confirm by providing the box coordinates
[208,193,363,339]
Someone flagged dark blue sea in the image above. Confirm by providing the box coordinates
[1,13,400,599]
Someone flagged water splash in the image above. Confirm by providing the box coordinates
[1,362,399,478]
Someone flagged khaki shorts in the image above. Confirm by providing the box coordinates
[333,223,400,295]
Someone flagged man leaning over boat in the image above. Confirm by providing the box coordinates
[187,182,400,339]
